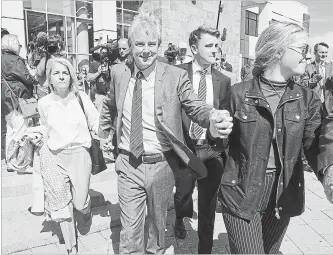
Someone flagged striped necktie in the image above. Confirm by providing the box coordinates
[191,69,207,139]
[130,71,144,158]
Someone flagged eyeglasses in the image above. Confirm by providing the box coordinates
[288,44,309,58]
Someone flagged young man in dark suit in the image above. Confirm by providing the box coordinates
[174,26,231,254]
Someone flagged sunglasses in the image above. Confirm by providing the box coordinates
[288,44,309,58]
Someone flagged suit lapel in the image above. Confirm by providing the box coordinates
[118,66,131,114]
[187,62,193,84]
[325,63,331,80]
[313,62,319,74]
[182,62,193,131]
[155,61,165,111]
[212,68,221,109]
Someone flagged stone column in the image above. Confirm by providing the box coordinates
[1,1,26,58]
[76,1,90,71]
[93,1,117,45]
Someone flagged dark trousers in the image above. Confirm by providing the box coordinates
[1,114,6,160]
[174,144,224,254]
[222,172,290,254]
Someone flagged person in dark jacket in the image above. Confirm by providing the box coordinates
[216,21,330,254]
[319,114,333,202]
[1,34,38,164]
[173,26,231,254]
[1,27,9,162]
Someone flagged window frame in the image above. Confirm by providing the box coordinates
[23,0,93,71]
[116,1,142,38]
[245,10,258,37]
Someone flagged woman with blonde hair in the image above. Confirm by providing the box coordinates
[217,21,330,253]
[36,57,99,254]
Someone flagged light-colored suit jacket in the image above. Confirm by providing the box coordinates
[303,61,333,113]
[98,60,213,178]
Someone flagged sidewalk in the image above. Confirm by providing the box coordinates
[2,162,333,254]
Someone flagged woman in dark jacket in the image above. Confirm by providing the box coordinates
[218,21,328,254]
[1,34,38,164]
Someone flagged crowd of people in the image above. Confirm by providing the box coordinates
[1,5,333,255]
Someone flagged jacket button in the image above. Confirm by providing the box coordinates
[243,115,248,120]
[245,98,249,102]
[278,128,282,132]
[279,207,283,210]
[231,180,236,184]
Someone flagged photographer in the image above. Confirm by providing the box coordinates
[35,34,65,99]
[164,42,178,65]
[87,46,111,111]
[77,66,90,95]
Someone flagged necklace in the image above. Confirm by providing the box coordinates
[263,76,287,99]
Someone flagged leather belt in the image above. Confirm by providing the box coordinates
[119,149,171,164]
[192,139,208,146]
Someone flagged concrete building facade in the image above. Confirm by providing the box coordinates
[240,0,309,65]
[1,0,308,80]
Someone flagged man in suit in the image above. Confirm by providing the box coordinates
[173,26,231,254]
[241,55,255,81]
[98,10,233,255]
[221,53,233,73]
[304,42,333,107]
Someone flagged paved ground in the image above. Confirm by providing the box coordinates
[2,161,333,254]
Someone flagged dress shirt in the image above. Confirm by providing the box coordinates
[119,63,171,154]
[38,91,99,151]
[189,60,214,140]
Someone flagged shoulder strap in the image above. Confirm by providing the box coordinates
[74,91,90,128]
[1,72,19,100]
[75,91,86,115]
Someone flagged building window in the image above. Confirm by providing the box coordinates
[23,0,93,71]
[245,10,258,37]
[116,1,143,38]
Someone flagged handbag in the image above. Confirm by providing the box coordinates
[2,73,39,119]
[7,135,35,172]
[75,92,107,175]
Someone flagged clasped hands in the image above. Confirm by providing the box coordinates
[323,165,333,204]
[209,108,233,139]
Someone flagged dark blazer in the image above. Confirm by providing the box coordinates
[318,114,333,172]
[177,61,231,152]
[304,61,333,112]
[219,78,321,220]
[98,60,213,178]
[1,50,37,116]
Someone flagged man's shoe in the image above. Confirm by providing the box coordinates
[174,218,186,239]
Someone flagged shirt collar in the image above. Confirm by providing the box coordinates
[192,59,211,75]
[134,61,156,81]
[315,61,326,67]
